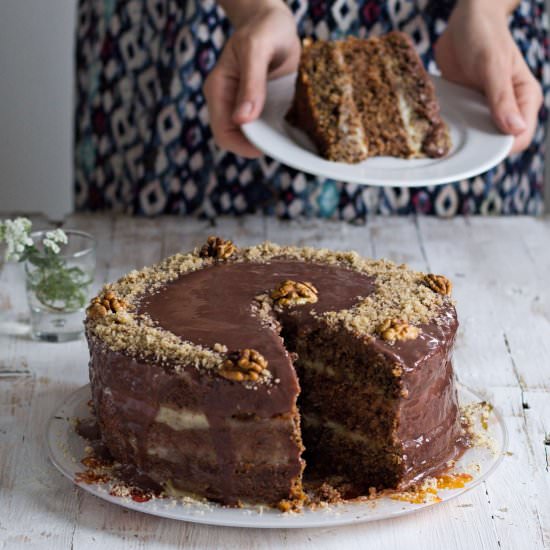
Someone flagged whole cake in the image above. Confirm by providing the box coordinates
[84,237,466,508]
[286,32,451,162]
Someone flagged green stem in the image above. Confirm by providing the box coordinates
[24,246,91,312]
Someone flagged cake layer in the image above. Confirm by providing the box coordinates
[342,36,411,157]
[285,40,368,163]
[89,342,304,505]
[165,464,302,504]
[88,259,373,506]
[147,412,298,466]
[382,32,451,157]
[302,419,402,491]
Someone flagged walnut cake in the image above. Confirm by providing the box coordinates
[84,237,466,508]
[286,32,451,163]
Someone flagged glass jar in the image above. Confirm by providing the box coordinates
[25,230,96,342]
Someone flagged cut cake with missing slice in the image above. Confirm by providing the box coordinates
[84,236,467,509]
[286,32,451,163]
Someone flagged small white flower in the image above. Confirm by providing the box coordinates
[0,217,34,261]
[43,238,61,254]
[45,228,68,245]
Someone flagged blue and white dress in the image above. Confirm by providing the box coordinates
[75,0,549,220]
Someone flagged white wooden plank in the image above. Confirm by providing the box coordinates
[265,217,374,257]
[416,217,521,390]
[422,217,549,391]
[0,348,90,550]
[208,215,267,248]
[368,216,427,269]
[0,376,35,491]
[523,390,550,548]
[469,386,549,550]
[501,217,550,393]
[105,216,166,282]
[159,216,211,257]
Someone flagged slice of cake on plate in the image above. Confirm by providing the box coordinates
[286,32,451,162]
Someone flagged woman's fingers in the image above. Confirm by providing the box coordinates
[483,59,527,136]
[484,59,542,153]
[510,67,543,153]
[204,62,262,158]
[232,37,271,125]
[203,3,299,158]
[434,2,543,156]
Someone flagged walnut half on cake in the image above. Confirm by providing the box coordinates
[286,32,451,162]
[84,238,467,509]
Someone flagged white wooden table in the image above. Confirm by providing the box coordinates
[1,213,549,550]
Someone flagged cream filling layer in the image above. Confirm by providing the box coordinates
[396,91,423,155]
[301,358,337,377]
[147,442,216,461]
[333,45,368,157]
[155,405,210,430]
[148,441,291,466]
[383,54,427,156]
[302,413,373,445]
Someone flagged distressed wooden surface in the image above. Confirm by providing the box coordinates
[0,213,549,550]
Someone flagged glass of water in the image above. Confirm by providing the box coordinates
[25,230,96,342]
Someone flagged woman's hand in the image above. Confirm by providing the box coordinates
[435,0,543,153]
[204,1,300,158]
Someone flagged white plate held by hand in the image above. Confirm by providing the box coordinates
[242,74,513,187]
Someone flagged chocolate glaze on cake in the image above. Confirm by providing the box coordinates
[85,239,467,508]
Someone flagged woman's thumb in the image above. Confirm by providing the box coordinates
[232,46,269,125]
[484,68,526,135]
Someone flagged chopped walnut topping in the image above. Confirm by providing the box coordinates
[87,303,108,320]
[271,280,318,307]
[86,240,451,382]
[213,342,228,354]
[86,292,129,320]
[199,236,236,260]
[378,319,420,342]
[425,274,452,296]
[220,349,269,382]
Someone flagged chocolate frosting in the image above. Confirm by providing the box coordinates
[140,260,375,410]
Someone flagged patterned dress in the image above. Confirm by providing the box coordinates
[75,0,549,220]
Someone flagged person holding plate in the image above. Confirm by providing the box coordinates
[75,0,546,219]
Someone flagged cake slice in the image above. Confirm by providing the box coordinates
[286,32,451,162]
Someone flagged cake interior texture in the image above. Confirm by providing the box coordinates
[85,243,467,508]
[286,32,451,162]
